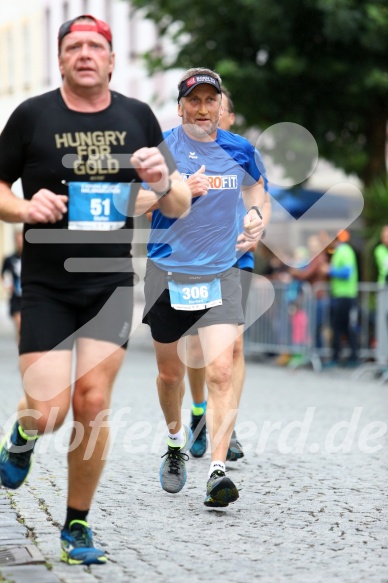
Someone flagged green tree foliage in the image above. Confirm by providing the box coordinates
[130,0,388,186]
[363,176,388,230]
[356,176,388,280]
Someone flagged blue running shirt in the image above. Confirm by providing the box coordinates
[148,126,262,275]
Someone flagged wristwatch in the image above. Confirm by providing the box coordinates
[155,178,172,198]
[249,205,263,219]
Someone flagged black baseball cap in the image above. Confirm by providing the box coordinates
[58,14,112,48]
[178,74,221,101]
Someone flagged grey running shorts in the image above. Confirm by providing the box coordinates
[142,260,244,344]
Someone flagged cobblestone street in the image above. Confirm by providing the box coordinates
[0,317,387,583]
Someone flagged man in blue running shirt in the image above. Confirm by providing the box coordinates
[186,87,270,461]
[140,67,270,507]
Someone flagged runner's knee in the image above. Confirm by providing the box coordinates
[158,367,184,389]
[206,363,233,392]
[73,390,110,421]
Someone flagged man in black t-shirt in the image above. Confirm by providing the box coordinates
[0,14,190,566]
[1,229,23,339]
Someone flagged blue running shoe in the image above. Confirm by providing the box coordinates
[204,470,239,508]
[226,429,244,462]
[190,412,207,458]
[160,425,191,493]
[60,520,107,565]
[0,422,37,489]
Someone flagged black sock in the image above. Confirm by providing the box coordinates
[14,423,37,452]
[15,424,28,446]
[64,507,89,530]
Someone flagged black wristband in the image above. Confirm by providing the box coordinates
[249,205,262,219]
[155,178,172,198]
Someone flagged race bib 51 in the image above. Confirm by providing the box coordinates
[68,182,131,230]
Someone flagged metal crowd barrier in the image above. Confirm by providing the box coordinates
[352,285,388,383]
[244,279,385,374]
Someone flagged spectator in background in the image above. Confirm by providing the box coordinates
[259,250,294,366]
[374,225,388,286]
[323,230,359,367]
[373,225,388,364]
[1,229,23,341]
[289,234,330,351]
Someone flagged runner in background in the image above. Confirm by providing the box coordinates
[1,229,23,341]
[186,88,268,461]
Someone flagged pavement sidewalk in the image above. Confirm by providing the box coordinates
[0,320,387,583]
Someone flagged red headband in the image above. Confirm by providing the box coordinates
[58,15,112,48]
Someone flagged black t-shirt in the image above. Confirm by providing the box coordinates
[0,89,176,291]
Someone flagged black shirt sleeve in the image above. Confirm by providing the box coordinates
[0,100,34,184]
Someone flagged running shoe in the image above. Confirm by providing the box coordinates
[204,470,239,508]
[189,412,207,458]
[0,422,36,489]
[160,425,191,493]
[60,520,107,565]
[226,429,244,462]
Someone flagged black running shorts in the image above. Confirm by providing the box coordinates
[142,260,244,344]
[19,283,134,354]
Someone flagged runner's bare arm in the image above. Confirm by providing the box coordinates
[240,178,266,242]
[0,180,68,224]
[131,148,191,218]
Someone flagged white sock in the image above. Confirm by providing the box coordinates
[167,426,186,449]
[209,461,225,478]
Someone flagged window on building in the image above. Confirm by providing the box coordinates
[44,8,51,86]
[63,2,69,21]
[129,8,137,62]
[23,23,32,91]
[6,28,14,94]
[105,0,112,24]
